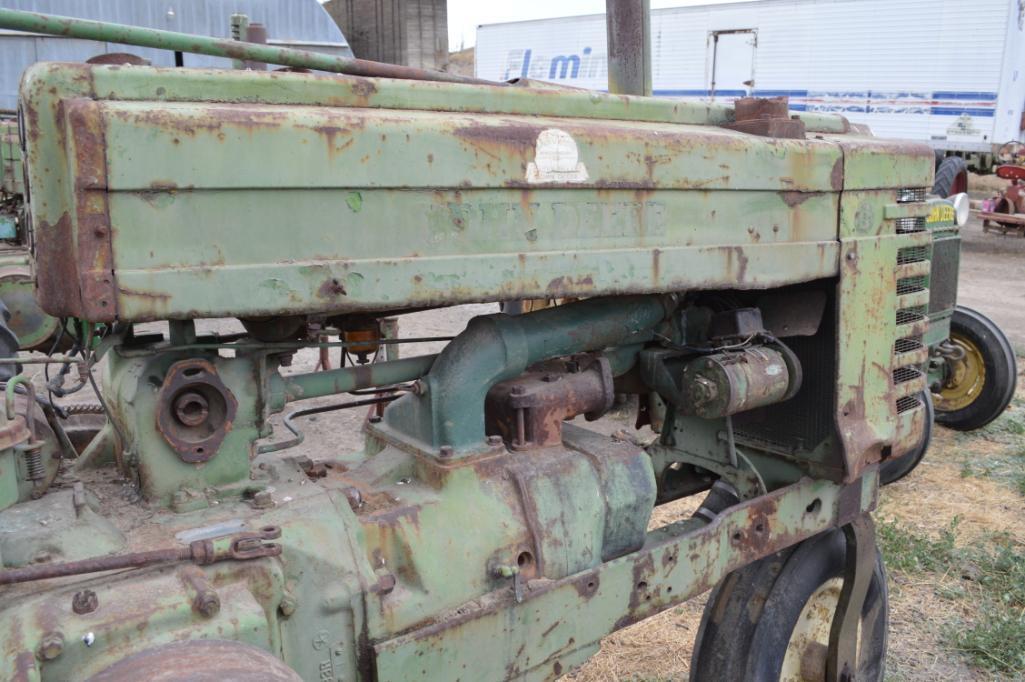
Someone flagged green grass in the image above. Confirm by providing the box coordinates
[876,517,958,573]
[878,519,1025,676]
[953,397,1025,498]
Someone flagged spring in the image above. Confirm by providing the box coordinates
[63,403,105,416]
[23,444,44,481]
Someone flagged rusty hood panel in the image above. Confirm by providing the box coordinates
[18,63,927,322]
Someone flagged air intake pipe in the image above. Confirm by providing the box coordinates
[381,295,673,456]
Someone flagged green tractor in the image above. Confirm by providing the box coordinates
[879,194,1018,483]
[0,5,1016,681]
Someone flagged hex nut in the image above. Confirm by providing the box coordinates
[194,592,220,618]
[278,595,297,617]
[251,490,274,509]
[72,589,98,615]
[37,632,64,661]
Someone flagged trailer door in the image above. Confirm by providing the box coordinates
[710,30,756,100]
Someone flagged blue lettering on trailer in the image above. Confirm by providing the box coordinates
[499,48,998,118]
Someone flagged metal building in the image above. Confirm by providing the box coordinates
[0,0,352,110]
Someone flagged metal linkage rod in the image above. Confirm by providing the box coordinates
[0,8,494,86]
[0,527,282,586]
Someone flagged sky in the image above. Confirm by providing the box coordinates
[447,0,752,50]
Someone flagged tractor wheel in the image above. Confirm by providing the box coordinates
[880,391,933,485]
[932,156,968,197]
[690,528,888,682]
[934,306,1017,431]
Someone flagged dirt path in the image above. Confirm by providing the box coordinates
[957,215,1025,350]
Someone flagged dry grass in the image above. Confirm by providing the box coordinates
[567,496,705,682]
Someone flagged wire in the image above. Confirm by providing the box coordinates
[654,331,762,355]
[255,394,399,455]
[84,352,130,473]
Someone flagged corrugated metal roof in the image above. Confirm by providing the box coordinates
[0,0,351,110]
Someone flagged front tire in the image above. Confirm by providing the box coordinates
[880,391,934,485]
[691,528,888,682]
[932,156,968,197]
[934,306,1017,431]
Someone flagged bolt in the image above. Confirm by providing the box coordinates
[692,376,719,404]
[486,435,503,446]
[194,591,220,618]
[411,379,428,396]
[368,414,382,424]
[278,595,297,618]
[373,568,396,595]
[36,632,64,661]
[251,490,274,509]
[343,486,363,510]
[72,589,98,615]
[439,445,454,459]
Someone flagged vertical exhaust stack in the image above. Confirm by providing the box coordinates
[605,0,652,96]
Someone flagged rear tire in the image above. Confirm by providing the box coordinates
[880,391,933,485]
[691,528,888,682]
[934,306,1017,431]
[932,156,968,197]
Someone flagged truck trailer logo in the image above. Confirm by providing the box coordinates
[504,47,607,81]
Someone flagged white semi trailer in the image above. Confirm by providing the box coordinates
[476,0,1025,189]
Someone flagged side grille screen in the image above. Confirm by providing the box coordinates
[892,188,930,414]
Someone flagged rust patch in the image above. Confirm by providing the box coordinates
[318,278,347,298]
[118,287,171,302]
[830,157,844,191]
[33,213,84,318]
[66,99,117,321]
[312,125,355,158]
[781,191,813,208]
[571,572,600,599]
[452,123,538,152]
[349,79,378,99]
[626,553,655,612]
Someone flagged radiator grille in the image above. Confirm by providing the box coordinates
[896,395,921,413]
[896,276,927,295]
[898,246,929,264]
[896,217,926,234]
[897,188,927,203]
[896,307,927,326]
[894,338,923,354]
[893,366,922,384]
[892,188,930,417]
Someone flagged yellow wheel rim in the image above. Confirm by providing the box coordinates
[780,578,857,682]
[935,333,986,412]
[779,578,852,680]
